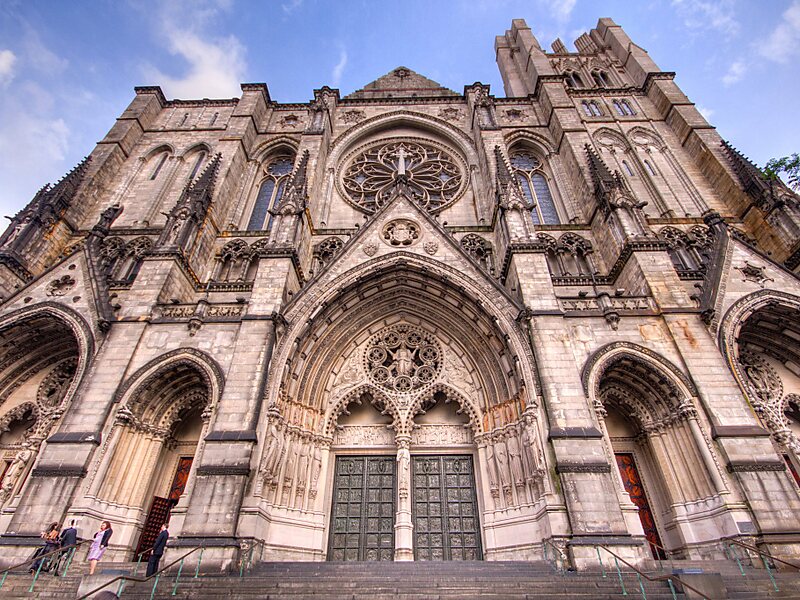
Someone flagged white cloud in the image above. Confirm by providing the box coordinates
[142,0,247,99]
[145,31,246,99]
[696,105,715,121]
[282,0,303,14]
[722,60,746,86]
[331,48,347,87]
[671,0,740,35]
[549,0,577,21]
[0,50,16,86]
[760,0,800,64]
[21,27,68,74]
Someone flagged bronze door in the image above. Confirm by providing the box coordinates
[615,453,666,560]
[328,456,395,561]
[412,455,482,560]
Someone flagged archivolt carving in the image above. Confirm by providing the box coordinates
[582,341,699,399]
[37,358,77,408]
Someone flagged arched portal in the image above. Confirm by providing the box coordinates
[92,351,222,556]
[255,257,551,561]
[722,292,800,480]
[586,344,726,557]
[0,313,83,507]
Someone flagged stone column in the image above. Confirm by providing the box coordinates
[394,435,413,561]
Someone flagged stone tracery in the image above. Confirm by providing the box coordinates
[341,139,464,213]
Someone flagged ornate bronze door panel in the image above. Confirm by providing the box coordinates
[328,456,395,561]
[615,453,666,560]
[412,455,482,560]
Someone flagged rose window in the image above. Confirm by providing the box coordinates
[341,140,464,213]
[365,325,441,393]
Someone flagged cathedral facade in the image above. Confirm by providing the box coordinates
[0,17,799,569]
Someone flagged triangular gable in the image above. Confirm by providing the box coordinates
[0,246,108,340]
[712,236,800,331]
[344,66,459,100]
[285,189,520,318]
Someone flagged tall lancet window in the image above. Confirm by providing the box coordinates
[247,156,294,231]
[510,152,559,225]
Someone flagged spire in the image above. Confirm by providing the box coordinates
[720,140,795,212]
[187,152,221,200]
[584,144,615,188]
[46,156,91,212]
[494,146,527,210]
[272,151,310,216]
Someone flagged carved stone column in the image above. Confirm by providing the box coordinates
[394,435,413,561]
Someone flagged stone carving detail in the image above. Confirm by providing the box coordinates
[504,109,527,121]
[37,359,77,407]
[206,304,243,318]
[364,324,442,394]
[735,261,774,287]
[363,242,378,257]
[382,219,420,247]
[46,275,76,296]
[739,351,788,436]
[279,114,301,128]
[412,425,471,446]
[333,425,394,447]
[438,107,463,121]
[0,444,32,503]
[340,110,366,124]
[342,139,463,213]
[423,241,438,255]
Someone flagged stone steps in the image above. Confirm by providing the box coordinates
[1,559,799,599]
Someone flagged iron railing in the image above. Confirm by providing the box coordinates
[0,538,92,593]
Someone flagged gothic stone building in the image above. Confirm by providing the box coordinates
[0,17,799,570]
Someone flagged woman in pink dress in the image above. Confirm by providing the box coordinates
[87,521,112,575]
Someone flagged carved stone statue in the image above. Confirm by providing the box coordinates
[505,430,525,487]
[260,418,284,486]
[390,345,415,377]
[0,445,32,503]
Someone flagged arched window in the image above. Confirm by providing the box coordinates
[591,70,611,88]
[619,100,635,116]
[188,152,206,182]
[510,151,560,225]
[659,227,706,273]
[622,160,634,177]
[209,112,219,126]
[564,70,584,89]
[247,156,294,231]
[149,153,169,181]
[582,101,602,117]
[644,160,657,176]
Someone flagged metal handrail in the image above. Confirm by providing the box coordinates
[596,544,709,600]
[0,538,92,590]
[722,536,800,571]
[76,544,205,600]
[542,538,571,572]
[238,537,266,577]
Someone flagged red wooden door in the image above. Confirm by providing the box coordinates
[615,453,666,559]
[135,457,193,559]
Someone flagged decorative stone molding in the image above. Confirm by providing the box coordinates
[555,461,611,474]
[381,219,420,247]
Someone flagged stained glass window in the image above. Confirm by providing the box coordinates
[510,152,560,225]
[247,157,294,230]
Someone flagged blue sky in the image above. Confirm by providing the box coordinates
[0,0,798,217]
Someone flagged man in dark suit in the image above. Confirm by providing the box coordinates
[60,520,78,549]
[146,523,169,577]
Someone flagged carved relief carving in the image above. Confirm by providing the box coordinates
[46,275,76,296]
[381,219,420,247]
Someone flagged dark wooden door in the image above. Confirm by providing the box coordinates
[615,453,665,560]
[135,456,194,559]
[412,455,482,561]
[328,456,395,561]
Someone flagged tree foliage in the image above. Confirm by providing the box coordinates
[765,153,800,190]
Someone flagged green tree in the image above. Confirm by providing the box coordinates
[764,153,800,191]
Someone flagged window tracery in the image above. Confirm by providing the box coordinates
[591,70,612,88]
[541,233,594,277]
[100,236,152,284]
[613,99,636,116]
[582,101,603,117]
[659,227,711,274]
[364,325,442,394]
[215,239,255,282]
[247,156,294,231]
[510,151,560,225]
[312,237,344,274]
[564,70,584,89]
[341,140,464,213]
[460,234,494,274]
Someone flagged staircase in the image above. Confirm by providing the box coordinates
[0,559,798,599]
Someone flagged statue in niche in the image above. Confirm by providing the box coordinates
[260,415,284,486]
[506,431,525,487]
[390,345,414,377]
[397,446,411,499]
[484,440,499,496]
[0,444,32,503]
[494,435,510,487]
[309,445,322,499]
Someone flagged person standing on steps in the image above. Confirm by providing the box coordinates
[146,523,169,577]
[87,521,113,575]
[54,520,79,575]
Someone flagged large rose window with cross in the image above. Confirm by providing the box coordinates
[341,139,465,213]
[364,325,442,393]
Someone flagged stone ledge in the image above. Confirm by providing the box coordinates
[47,431,102,444]
[195,465,251,476]
[204,430,258,442]
[727,460,785,472]
[711,424,771,439]
[555,461,610,474]
[549,426,603,440]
